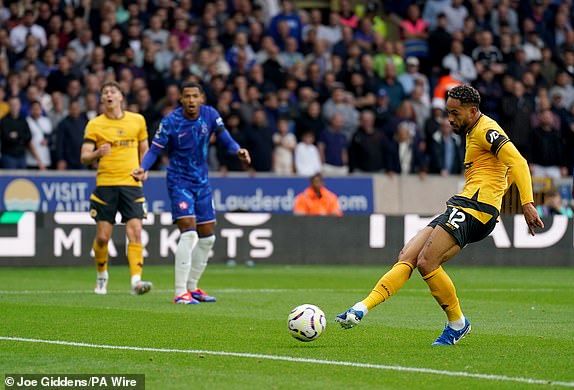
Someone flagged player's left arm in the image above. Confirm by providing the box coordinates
[132,118,167,181]
[495,136,545,235]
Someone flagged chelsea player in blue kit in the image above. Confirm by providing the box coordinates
[132,82,251,304]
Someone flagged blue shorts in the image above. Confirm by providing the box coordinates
[168,184,215,224]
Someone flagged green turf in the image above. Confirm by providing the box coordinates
[0,265,573,390]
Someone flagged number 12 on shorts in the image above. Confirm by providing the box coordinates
[447,207,466,229]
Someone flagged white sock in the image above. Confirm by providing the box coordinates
[187,235,215,292]
[130,274,141,287]
[175,230,198,296]
[352,302,369,315]
[97,270,108,280]
[449,315,466,331]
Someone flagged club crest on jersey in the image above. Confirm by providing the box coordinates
[178,201,188,210]
[200,124,208,135]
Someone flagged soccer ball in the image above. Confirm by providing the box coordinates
[287,304,326,342]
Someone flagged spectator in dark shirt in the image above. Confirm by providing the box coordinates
[506,46,530,80]
[296,100,325,141]
[428,116,464,175]
[318,113,348,175]
[500,79,535,156]
[0,96,44,169]
[427,12,452,73]
[348,110,385,173]
[46,56,76,94]
[529,109,567,180]
[104,27,129,71]
[217,111,248,174]
[332,26,354,61]
[245,108,273,172]
[473,67,503,120]
[54,99,88,170]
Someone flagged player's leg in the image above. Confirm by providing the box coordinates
[174,217,199,303]
[186,187,217,302]
[119,186,151,295]
[125,218,152,295]
[93,220,113,295]
[89,186,118,295]
[336,226,434,328]
[416,225,470,345]
[169,186,201,304]
[188,222,217,302]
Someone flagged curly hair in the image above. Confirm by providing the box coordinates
[446,85,481,107]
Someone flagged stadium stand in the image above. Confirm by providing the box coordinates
[0,0,572,209]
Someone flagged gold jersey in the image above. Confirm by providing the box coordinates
[457,114,534,222]
[84,111,148,187]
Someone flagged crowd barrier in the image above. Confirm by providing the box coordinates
[0,212,571,267]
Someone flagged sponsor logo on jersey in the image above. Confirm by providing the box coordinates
[486,129,500,144]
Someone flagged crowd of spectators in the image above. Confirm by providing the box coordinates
[0,0,573,185]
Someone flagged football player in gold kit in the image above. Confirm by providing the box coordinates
[336,85,544,345]
[80,81,152,296]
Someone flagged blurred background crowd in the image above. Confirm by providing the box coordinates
[0,0,572,188]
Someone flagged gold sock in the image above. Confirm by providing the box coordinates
[361,262,415,310]
[93,240,108,272]
[127,242,144,278]
[423,266,463,322]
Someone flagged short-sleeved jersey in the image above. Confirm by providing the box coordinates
[84,111,148,187]
[151,105,223,186]
[457,114,533,222]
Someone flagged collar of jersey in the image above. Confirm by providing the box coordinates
[466,113,483,135]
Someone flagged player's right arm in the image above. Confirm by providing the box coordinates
[80,142,111,165]
[80,121,110,166]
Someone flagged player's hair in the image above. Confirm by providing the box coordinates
[446,84,481,107]
[180,82,205,95]
[100,81,123,95]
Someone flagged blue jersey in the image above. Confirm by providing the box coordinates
[151,105,224,185]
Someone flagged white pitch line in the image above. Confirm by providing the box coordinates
[0,336,573,387]
[0,288,569,295]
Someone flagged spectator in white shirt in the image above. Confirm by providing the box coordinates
[295,130,322,176]
[68,29,95,70]
[442,39,477,83]
[443,0,468,34]
[273,117,297,175]
[9,9,47,54]
[25,100,52,169]
[143,14,169,48]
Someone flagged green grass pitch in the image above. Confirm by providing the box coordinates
[0,264,573,389]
